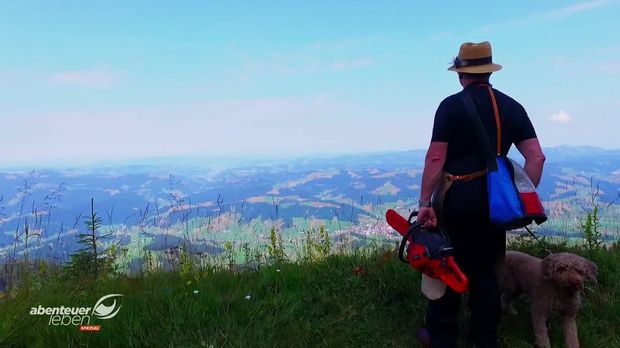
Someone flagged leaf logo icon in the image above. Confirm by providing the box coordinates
[92,294,123,320]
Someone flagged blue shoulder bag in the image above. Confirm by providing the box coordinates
[460,87,547,230]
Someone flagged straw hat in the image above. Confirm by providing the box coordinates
[448,41,502,73]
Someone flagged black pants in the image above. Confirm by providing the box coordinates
[426,178,506,348]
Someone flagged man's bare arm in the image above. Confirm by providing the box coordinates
[515,138,545,187]
[420,142,448,202]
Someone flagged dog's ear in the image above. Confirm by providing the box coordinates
[583,259,598,285]
[541,255,555,280]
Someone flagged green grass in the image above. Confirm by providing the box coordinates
[0,244,619,347]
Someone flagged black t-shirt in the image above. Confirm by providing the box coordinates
[431,83,537,175]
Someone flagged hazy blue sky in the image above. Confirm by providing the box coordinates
[1,1,619,166]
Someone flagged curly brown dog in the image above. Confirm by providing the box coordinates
[500,251,597,348]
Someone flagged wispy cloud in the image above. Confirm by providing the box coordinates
[546,0,610,19]
[533,55,572,69]
[49,70,119,87]
[597,60,620,75]
[426,31,452,43]
[475,0,612,32]
[596,45,620,56]
[237,55,373,79]
[240,60,299,77]
[304,36,385,51]
[549,110,572,124]
[0,71,33,87]
[234,37,382,80]
[329,57,373,71]
[533,54,619,75]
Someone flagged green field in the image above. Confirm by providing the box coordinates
[0,239,618,347]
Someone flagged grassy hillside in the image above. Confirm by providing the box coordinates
[0,241,618,347]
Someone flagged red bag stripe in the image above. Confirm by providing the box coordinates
[520,192,545,215]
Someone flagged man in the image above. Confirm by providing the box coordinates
[416,42,545,347]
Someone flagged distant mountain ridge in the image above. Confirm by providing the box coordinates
[0,145,618,258]
[1,145,618,172]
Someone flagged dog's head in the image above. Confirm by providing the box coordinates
[541,253,598,291]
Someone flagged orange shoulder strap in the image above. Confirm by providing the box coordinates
[487,86,501,155]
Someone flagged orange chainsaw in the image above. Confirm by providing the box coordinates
[386,209,469,293]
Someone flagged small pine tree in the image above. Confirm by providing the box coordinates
[178,244,196,279]
[268,226,286,263]
[318,225,331,258]
[582,205,604,255]
[142,249,155,274]
[304,229,316,262]
[65,198,112,279]
[224,241,235,269]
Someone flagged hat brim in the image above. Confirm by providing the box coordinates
[448,63,502,73]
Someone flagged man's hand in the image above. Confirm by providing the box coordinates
[417,206,437,229]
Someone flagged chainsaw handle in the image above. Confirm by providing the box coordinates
[398,220,424,263]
